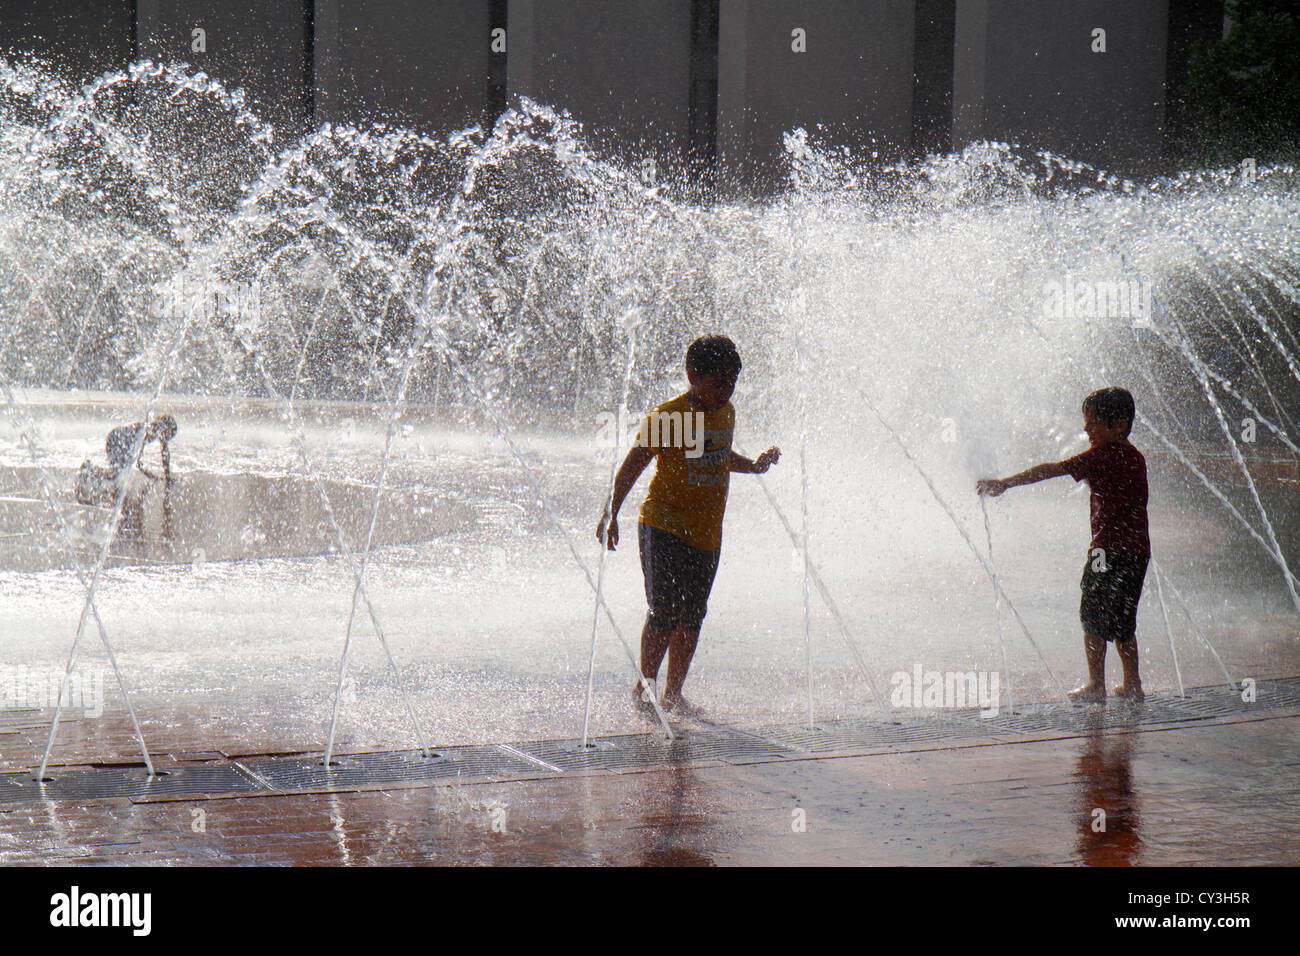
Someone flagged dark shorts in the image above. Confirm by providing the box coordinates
[1080,551,1149,643]
[638,522,720,632]
[106,424,143,468]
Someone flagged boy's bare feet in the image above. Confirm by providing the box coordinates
[1112,683,1145,701]
[1068,682,1106,704]
[664,697,702,718]
[632,680,657,712]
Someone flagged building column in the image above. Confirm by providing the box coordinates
[488,0,507,123]
[506,0,535,103]
[312,0,339,123]
[715,0,747,190]
[952,0,988,150]
[136,0,160,59]
[912,0,955,157]
[687,0,719,185]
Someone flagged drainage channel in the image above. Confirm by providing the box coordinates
[2,677,1296,805]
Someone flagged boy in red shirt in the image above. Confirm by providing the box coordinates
[977,387,1150,703]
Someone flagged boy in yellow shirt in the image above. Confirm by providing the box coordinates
[597,336,780,711]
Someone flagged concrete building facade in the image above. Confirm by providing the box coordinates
[954,0,1171,171]
[0,1,1225,189]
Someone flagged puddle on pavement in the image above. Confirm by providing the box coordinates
[0,466,475,570]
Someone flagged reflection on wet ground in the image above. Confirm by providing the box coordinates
[1073,720,1141,866]
[0,466,475,570]
[2,709,1296,865]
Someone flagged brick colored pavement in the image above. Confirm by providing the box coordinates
[2,710,1298,866]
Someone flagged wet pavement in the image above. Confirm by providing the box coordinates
[2,694,1298,866]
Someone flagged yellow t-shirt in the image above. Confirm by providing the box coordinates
[636,392,734,551]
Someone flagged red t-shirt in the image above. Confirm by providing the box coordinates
[1062,441,1150,556]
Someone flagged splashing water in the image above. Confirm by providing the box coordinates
[2,57,1299,759]
[980,496,1013,714]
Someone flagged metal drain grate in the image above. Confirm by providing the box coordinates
[511,734,695,773]
[5,678,1298,803]
[1164,696,1246,718]
[754,679,1300,753]
[755,717,985,754]
[507,726,795,773]
[874,720,992,743]
[240,745,541,792]
[0,764,260,805]
[1253,677,1300,708]
[943,694,1247,738]
[960,709,1115,736]
[674,727,800,763]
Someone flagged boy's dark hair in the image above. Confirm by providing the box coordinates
[686,335,742,377]
[152,413,178,441]
[1082,387,1135,435]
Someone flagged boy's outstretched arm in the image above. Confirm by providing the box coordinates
[730,447,780,474]
[976,460,1069,496]
[597,444,655,550]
